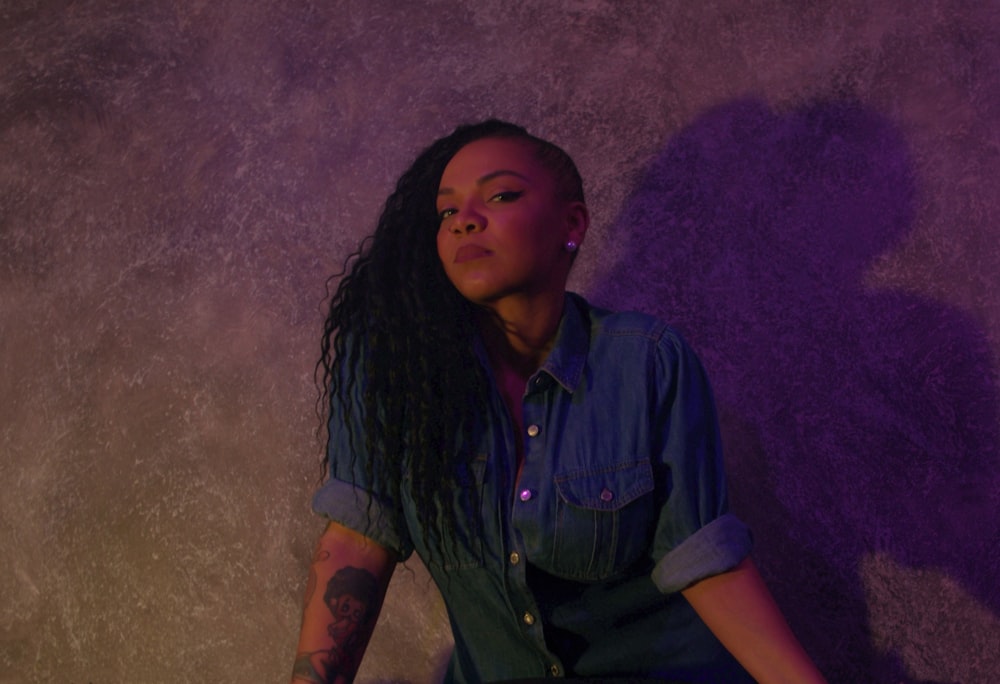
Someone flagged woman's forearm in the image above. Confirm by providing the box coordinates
[682,556,827,684]
[291,522,395,684]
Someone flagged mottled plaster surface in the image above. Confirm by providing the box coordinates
[1,1,998,683]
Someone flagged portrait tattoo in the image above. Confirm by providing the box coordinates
[296,566,379,684]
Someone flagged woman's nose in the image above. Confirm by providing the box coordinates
[449,206,485,234]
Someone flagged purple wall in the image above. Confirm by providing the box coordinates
[2,2,998,682]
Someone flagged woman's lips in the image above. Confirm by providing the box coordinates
[454,244,493,263]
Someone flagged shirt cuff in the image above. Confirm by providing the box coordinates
[311,476,413,561]
[651,513,753,594]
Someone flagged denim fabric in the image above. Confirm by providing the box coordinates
[312,293,753,683]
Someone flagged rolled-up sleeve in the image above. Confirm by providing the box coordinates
[312,476,413,560]
[648,330,752,593]
[652,513,752,593]
[311,361,414,561]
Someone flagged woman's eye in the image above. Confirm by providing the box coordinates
[438,208,456,222]
[490,190,523,203]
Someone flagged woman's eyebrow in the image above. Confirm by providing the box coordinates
[438,169,530,196]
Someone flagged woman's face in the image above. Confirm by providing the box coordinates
[435,137,586,306]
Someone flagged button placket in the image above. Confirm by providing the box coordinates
[519,417,540,504]
[509,392,555,666]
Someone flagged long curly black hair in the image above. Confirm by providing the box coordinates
[317,119,585,556]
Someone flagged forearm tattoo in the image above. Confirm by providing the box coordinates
[303,547,330,609]
[293,565,380,684]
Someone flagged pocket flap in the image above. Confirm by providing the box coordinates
[553,459,654,511]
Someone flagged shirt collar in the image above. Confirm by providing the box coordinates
[537,292,589,393]
[472,292,591,394]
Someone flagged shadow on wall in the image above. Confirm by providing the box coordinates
[590,99,1000,684]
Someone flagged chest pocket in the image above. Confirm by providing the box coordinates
[550,458,656,581]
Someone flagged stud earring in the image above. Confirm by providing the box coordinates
[565,240,578,253]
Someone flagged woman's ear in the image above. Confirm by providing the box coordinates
[565,201,590,247]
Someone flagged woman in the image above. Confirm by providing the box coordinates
[291,120,826,683]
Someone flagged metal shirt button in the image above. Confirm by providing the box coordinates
[549,664,561,676]
[522,611,535,625]
[599,487,614,502]
[509,551,520,565]
[519,489,533,502]
[526,424,540,437]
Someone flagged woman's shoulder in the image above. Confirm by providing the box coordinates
[569,292,688,349]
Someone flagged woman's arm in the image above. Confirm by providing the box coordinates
[290,521,396,684]
[681,556,827,684]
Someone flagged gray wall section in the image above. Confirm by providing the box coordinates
[2,1,999,682]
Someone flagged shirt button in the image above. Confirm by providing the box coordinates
[600,487,614,502]
[509,551,520,565]
[519,489,533,502]
[526,424,540,437]
[549,664,561,676]
[522,611,535,625]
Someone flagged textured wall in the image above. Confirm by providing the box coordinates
[2,1,998,683]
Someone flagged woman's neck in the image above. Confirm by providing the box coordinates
[477,291,565,380]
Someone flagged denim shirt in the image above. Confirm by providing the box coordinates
[313,293,754,682]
